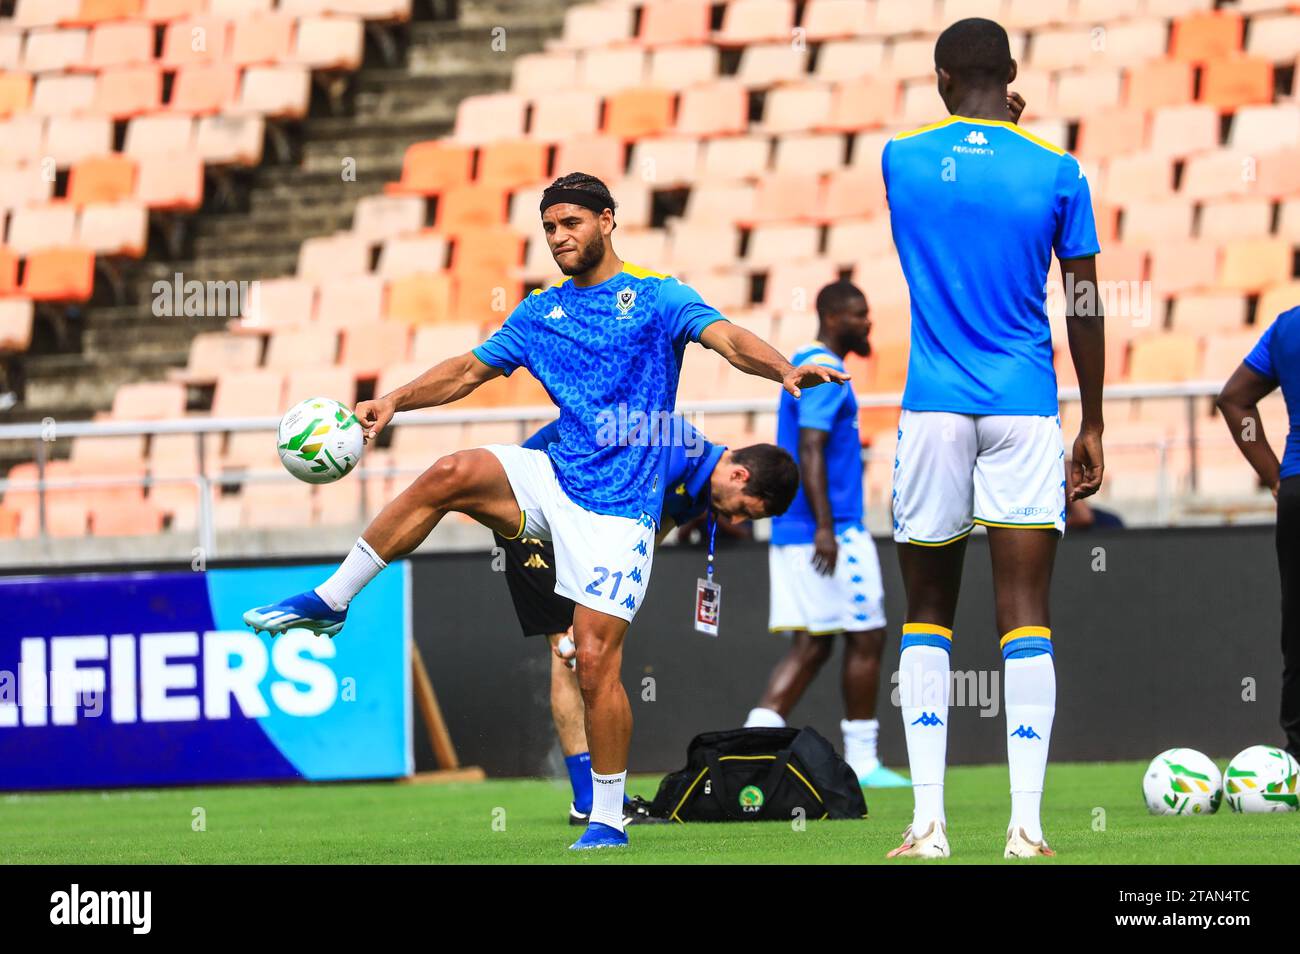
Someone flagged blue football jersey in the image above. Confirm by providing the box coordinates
[1244,305,1300,480]
[882,116,1100,416]
[771,343,863,545]
[474,263,725,521]
[523,416,724,525]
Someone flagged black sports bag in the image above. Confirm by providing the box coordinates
[648,726,868,822]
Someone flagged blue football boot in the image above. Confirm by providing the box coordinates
[243,590,346,637]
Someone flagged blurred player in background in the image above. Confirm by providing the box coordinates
[497,416,797,824]
[1217,304,1300,759]
[881,18,1105,859]
[243,172,847,851]
[744,280,908,789]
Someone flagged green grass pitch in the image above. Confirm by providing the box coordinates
[1,761,1295,864]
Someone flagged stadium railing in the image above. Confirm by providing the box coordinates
[0,378,1275,554]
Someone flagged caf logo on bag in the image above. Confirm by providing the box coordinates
[738,785,764,812]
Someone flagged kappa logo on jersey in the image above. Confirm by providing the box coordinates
[912,712,944,727]
[615,287,636,316]
[964,130,988,145]
[546,305,566,320]
[1010,725,1042,740]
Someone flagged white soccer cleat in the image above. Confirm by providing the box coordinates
[885,821,949,859]
[1004,826,1056,859]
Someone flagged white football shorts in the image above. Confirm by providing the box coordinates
[891,410,1066,545]
[483,444,655,623]
[769,524,887,634]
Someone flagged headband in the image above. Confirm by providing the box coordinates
[539,187,613,216]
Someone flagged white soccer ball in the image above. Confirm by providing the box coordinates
[1142,748,1223,815]
[276,397,364,485]
[1224,745,1300,813]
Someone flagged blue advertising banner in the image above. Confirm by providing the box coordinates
[0,563,412,790]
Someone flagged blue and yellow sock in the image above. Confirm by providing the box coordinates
[899,623,953,829]
[565,752,592,814]
[1001,626,1055,842]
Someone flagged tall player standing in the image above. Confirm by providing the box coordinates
[881,19,1105,859]
[242,173,848,850]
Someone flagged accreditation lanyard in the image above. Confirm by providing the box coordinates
[694,506,721,636]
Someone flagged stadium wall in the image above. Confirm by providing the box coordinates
[1,525,1282,784]
[410,525,1285,777]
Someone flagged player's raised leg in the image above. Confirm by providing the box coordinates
[244,448,524,635]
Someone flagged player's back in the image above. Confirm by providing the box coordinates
[882,117,1099,417]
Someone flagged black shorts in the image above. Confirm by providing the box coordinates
[494,532,575,638]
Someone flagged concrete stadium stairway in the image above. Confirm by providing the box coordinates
[0,0,576,470]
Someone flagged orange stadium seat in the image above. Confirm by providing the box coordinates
[350,193,425,242]
[67,154,137,205]
[1256,149,1300,200]
[95,64,164,117]
[1170,293,1248,336]
[112,381,187,419]
[1149,241,1219,295]
[8,206,77,255]
[1148,105,1218,156]
[1230,105,1300,154]
[264,328,337,371]
[531,90,601,140]
[579,47,646,94]
[437,184,508,232]
[760,84,831,133]
[454,227,524,272]
[1125,60,1195,111]
[32,75,96,115]
[1120,200,1193,245]
[512,52,578,95]
[87,20,155,69]
[0,116,44,163]
[176,331,263,383]
[78,201,148,256]
[169,64,240,114]
[135,151,204,209]
[605,88,675,140]
[212,368,283,416]
[716,0,794,46]
[1219,238,1293,292]
[242,276,315,328]
[453,93,527,144]
[295,15,363,70]
[74,0,145,25]
[640,0,711,45]
[557,2,633,50]
[1201,57,1273,110]
[1171,10,1244,62]
[22,28,89,73]
[773,133,841,174]
[143,0,208,19]
[478,139,549,188]
[15,0,81,27]
[238,65,310,117]
[750,172,821,223]
[377,233,448,277]
[824,78,897,131]
[629,137,699,184]
[737,41,807,86]
[1075,109,1147,158]
[297,233,369,279]
[386,272,453,324]
[1128,333,1200,382]
[230,13,294,65]
[125,114,195,154]
[647,45,718,90]
[0,298,33,350]
[0,73,32,117]
[338,320,411,376]
[22,247,95,301]
[316,274,384,326]
[91,500,164,536]
[411,323,481,364]
[822,167,886,220]
[388,141,473,196]
[676,83,748,137]
[455,269,521,325]
[45,116,113,166]
[1105,153,1174,203]
[162,17,231,67]
[196,114,265,165]
[284,365,357,406]
[803,0,872,39]
[1199,198,1273,240]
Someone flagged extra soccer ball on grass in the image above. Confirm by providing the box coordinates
[1142,748,1222,815]
[277,397,364,484]
[1224,745,1300,813]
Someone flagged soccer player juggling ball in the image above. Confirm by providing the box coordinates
[880,18,1105,859]
[243,173,848,850]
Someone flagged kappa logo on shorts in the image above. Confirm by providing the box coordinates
[912,712,944,727]
[632,540,648,556]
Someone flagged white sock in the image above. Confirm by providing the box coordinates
[744,706,786,728]
[1005,652,1055,843]
[898,643,950,831]
[315,538,386,611]
[841,718,880,777]
[589,770,627,831]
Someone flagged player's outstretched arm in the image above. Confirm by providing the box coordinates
[1217,364,1281,497]
[699,321,850,398]
[353,352,503,443]
[1061,255,1105,500]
